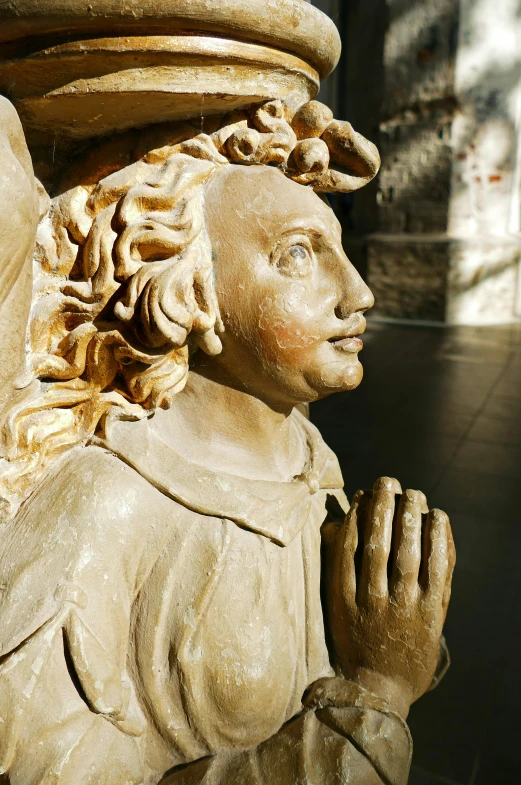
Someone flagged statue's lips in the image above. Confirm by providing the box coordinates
[328,336,364,353]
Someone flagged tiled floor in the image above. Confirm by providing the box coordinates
[311,319,521,785]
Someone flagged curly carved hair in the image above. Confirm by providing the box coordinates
[0,100,379,518]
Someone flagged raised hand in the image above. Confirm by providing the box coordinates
[323,477,456,718]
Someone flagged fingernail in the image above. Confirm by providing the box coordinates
[419,492,429,514]
[374,476,401,493]
[431,508,448,525]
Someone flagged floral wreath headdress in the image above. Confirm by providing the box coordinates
[152,99,380,193]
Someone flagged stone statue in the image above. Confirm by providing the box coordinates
[0,4,455,784]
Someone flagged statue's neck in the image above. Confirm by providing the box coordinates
[148,367,306,483]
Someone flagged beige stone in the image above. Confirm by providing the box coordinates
[0,0,340,150]
[0,96,41,387]
[0,3,455,783]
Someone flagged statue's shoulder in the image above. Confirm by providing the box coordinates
[1,445,185,592]
[21,444,171,530]
[0,444,194,660]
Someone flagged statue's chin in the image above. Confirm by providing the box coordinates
[318,357,364,394]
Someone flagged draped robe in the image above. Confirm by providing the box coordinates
[0,411,411,785]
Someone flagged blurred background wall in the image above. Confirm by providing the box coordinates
[310,5,521,785]
[312,0,521,326]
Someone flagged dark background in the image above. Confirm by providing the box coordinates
[310,2,521,784]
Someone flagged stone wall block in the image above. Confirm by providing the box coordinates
[383,0,459,119]
[446,237,521,324]
[368,235,521,325]
[368,237,450,321]
[378,121,453,234]
[363,0,521,324]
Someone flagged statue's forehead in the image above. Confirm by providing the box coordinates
[207,163,333,229]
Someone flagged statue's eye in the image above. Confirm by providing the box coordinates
[289,245,308,261]
[273,241,314,278]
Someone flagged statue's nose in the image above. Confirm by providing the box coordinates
[335,261,375,319]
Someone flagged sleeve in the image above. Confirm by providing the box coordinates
[0,450,151,781]
[161,678,412,785]
[0,603,145,785]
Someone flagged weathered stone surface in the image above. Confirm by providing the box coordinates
[0,4,456,783]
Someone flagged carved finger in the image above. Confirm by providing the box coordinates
[358,477,401,607]
[390,489,427,605]
[443,519,457,614]
[334,490,363,608]
[421,509,450,612]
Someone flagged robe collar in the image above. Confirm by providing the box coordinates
[94,410,344,547]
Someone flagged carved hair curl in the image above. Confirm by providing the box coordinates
[0,100,380,518]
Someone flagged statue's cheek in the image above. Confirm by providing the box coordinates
[257,286,321,363]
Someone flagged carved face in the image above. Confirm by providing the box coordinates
[204,165,374,408]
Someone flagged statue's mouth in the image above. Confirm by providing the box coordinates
[328,336,364,353]
[327,314,366,352]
